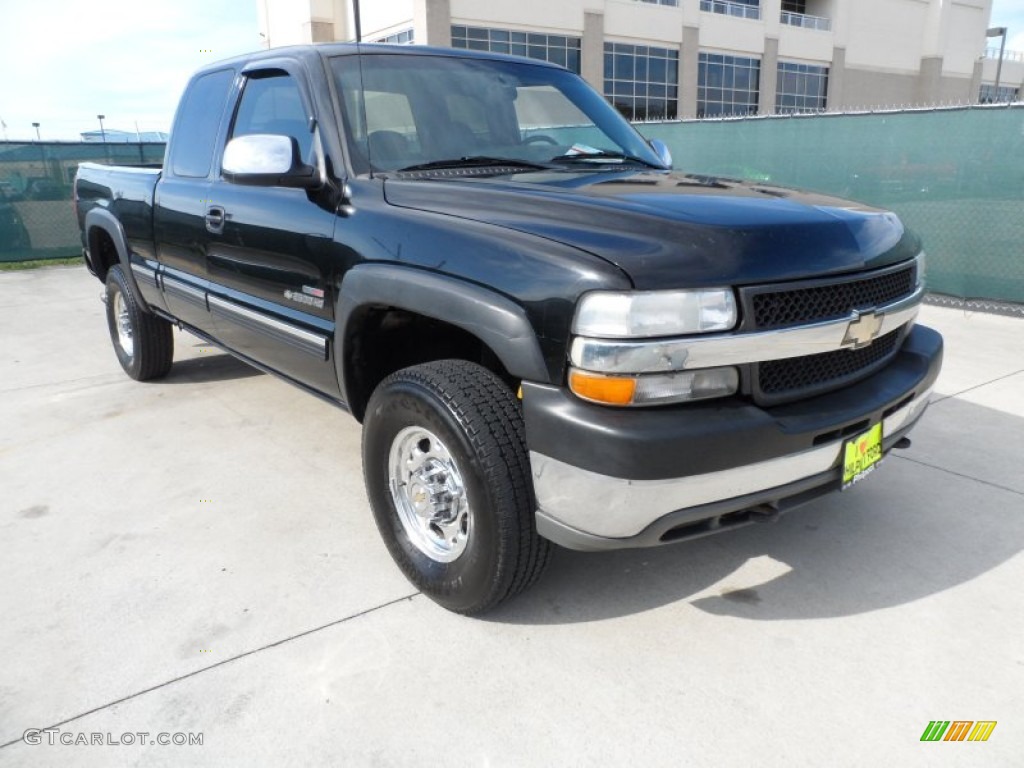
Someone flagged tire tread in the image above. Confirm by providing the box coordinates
[106,265,173,381]
[367,360,551,614]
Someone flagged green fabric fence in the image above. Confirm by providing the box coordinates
[3,106,1022,306]
[0,142,164,263]
[640,104,1024,305]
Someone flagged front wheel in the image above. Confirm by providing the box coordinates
[105,265,173,381]
[362,360,551,614]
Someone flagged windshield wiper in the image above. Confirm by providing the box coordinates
[397,156,551,173]
[549,151,661,169]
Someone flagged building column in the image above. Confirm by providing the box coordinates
[916,0,950,106]
[759,36,779,115]
[306,19,335,43]
[761,0,783,38]
[414,0,451,47]
[969,59,983,104]
[581,11,605,92]
[827,46,846,111]
[330,0,349,41]
[679,25,699,119]
[921,0,950,59]
[917,56,943,105]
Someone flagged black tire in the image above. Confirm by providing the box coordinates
[362,360,551,615]
[105,265,173,381]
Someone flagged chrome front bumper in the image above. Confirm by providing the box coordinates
[531,384,934,551]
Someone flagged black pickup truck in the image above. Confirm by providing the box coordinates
[75,44,942,614]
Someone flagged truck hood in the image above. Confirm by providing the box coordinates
[382,169,919,290]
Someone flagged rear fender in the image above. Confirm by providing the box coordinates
[84,208,152,313]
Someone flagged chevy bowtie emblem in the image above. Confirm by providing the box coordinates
[843,310,884,349]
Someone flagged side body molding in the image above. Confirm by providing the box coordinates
[83,208,151,313]
[337,264,550,405]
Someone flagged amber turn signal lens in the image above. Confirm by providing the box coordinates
[568,370,636,405]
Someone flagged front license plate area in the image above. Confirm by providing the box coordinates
[842,423,883,490]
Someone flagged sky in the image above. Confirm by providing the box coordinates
[0,0,1022,141]
[0,0,261,141]
[992,0,1024,53]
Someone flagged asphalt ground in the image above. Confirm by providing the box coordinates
[2,265,1022,767]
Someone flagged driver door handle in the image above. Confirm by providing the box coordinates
[205,205,226,234]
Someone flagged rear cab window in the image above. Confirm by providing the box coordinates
[167,68,236,178]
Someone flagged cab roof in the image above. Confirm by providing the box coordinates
[198,42,564,76]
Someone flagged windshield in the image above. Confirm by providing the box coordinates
[330,52,664,174]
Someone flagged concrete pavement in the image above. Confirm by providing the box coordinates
[1,265,1022,767]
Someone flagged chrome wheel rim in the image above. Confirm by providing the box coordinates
[113,290,134,357]
[388,427,471,562]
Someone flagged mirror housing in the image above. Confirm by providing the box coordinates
[222,134,319,188]
[649,139,673,170]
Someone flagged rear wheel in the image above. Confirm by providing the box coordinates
[362,360,551,614]
[105,265,173,381]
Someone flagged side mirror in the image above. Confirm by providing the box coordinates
[649,139,673,170]
[222,134,319,189]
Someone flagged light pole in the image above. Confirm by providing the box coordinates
[353,0,362,42]
[32,122,40,141]
[97,114,106,142]
[986,27,1008,100]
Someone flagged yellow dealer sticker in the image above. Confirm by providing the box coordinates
[842,423,883,489]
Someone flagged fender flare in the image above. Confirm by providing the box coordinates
[84,208,152,313]
[336,264,551,409]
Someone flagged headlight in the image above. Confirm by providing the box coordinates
[573,288,737,338]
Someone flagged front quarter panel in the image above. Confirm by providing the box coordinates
[334,179,633,388]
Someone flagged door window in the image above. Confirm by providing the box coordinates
[230,72,314,162]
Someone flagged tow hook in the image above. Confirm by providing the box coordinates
[894,437,912,450]
[749,503,780,523]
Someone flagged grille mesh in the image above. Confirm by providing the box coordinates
[758,330,900,396]
[751,267,914,329]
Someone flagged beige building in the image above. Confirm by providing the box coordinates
[257,0,1021,118]
[981,42,1024,102]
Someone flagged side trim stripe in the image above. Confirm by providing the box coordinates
[163,276,208,309]
[209,295,327,360]
[130,261,159,288]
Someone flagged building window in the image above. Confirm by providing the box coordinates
[698,53,760,117]
[372,29,414,45]
[979,84,1020,103]
[775,62,828,113]
[451,27,581,73]
[699,0,761,21]
[603,42,679,121]
[637,0,680,6]
[780,3,831,31]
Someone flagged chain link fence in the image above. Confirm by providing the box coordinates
[641,103,1024,306]
[3,107,1022,307]
[0,142,165,263]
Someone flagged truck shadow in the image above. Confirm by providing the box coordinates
[162,349,264,384]
[490,396,1024,625]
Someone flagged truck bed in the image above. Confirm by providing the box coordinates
[75,163,162,271]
